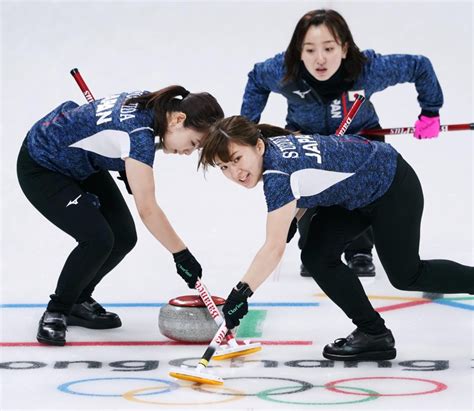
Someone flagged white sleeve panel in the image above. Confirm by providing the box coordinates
[130,127,154,134]
[69,130,131,159]
[289,168,355,199]
[263,170,289,177]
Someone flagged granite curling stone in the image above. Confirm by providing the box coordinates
[159,295,226,342]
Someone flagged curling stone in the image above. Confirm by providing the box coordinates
[159,295,225,343]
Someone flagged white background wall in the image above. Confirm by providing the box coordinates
[1,0,472,303]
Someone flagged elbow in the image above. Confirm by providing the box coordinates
[137,208,152,221]
[265,242,286,261]
[417,55,434,74]
[137,204,156,221]
[134,194,159,221]
[275,245,286,260]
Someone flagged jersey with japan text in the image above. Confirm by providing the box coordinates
[242,50,443,134]
[262,134,398,212]
[26,91,156,180]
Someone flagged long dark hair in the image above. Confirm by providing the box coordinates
[198,116,290,171]
[283,9,367,83]
[126,86,224,147]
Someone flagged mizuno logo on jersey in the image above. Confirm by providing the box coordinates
[293,89,311,99]
[66,194,82,207]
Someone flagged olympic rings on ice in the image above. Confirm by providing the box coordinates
[57,375,448,405]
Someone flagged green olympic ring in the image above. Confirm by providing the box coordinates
[257,384,380,405]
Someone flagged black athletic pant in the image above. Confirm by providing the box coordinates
[298,130,384,260]
[17,142,137,314]
[298,208,374,258]
[301,154,474,334]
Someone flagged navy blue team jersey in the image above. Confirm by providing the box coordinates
[262,134,398,212]
[242,50,443,134]
[26,91,156,180]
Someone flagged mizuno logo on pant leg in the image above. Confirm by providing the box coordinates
[66,194,82,207]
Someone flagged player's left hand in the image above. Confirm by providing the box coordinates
[414,113,440,139]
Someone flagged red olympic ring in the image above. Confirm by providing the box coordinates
[326,376,447,397]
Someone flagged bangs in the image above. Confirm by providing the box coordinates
[199,129,233,170]
[198,115,262,171]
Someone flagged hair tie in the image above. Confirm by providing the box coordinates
[218,128,231,139]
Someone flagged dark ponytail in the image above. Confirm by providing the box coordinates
[126,85,224,147]
[258,124,292,138]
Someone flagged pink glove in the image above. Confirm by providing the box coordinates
[414,115,440,139]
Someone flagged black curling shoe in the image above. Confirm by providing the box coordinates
[37,311,67,346]
[347,254,376,277]
[67,297,122,329]
[323,328,396,361]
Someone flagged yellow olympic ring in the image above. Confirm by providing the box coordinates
[122,383,244,406]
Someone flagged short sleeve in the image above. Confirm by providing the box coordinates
[263,171,295,212]
[127,128,155,167]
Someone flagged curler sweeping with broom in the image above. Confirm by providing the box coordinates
[198,115,474,361]
[17,82,224,346]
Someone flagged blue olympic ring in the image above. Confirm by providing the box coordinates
[58,377,179,397]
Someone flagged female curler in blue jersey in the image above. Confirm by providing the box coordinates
[241,9,443,278]
[17,86,224,346]
[198,115,473,361]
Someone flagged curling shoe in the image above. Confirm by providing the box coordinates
[323,328,396,361]
[67,297,122,329]
[37,311,67,346]
[347,254,376,277]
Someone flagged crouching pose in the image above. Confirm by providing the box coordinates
[241,8,444,278]
[198,115,473,360]
[17,86,224,345]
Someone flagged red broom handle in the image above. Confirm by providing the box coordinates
[335,94,366,136]
[70,68,95,103]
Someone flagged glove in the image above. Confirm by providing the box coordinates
[223,282,253,329]
[117,170,133,194]
[172,248,202,288]
[286,217,297,243]
[414,114,440,139]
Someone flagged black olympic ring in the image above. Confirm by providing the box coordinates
[192,376,313,396]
